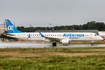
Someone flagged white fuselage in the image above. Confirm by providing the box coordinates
[7,32,103,42]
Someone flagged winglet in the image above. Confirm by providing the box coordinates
[39,32,45,37]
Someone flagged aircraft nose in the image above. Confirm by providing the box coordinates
[100,36,104,41]
[100,36,105,41]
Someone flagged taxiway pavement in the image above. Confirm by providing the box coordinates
[0,42,105,48]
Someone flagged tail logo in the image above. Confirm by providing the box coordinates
[8,25,14,30]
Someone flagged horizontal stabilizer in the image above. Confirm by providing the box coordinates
[3,33,15,36]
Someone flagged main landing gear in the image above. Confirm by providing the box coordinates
[91,41,94,46]
[52,42,57,47]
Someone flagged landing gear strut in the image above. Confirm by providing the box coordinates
[91,41,94,46]
[52,42,57,47]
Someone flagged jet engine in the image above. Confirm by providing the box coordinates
[60,39,70,44]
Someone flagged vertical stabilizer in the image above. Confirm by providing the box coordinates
[5,19,23,33]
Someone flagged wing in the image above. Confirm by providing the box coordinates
[39,32,62,42]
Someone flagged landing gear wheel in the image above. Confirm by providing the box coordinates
[52,42,57,47]
[91,41,94,46]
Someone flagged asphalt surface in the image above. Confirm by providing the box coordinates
[0,42,51,48]
[0,42,105,48]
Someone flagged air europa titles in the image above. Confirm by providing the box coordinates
[63,33,84,39]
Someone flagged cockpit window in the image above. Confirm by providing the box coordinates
[95,34,97,36]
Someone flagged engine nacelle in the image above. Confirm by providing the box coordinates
[60,39,70,44]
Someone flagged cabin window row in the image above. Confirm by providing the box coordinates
[19,34,95,36]
[29,34,63,36]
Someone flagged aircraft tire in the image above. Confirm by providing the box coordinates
[52,42,57,47]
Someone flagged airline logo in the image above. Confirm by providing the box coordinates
[63,33,84,39]
[8,25,14,30]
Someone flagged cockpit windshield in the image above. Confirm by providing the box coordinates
[95,34,97,36]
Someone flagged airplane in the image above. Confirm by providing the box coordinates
[4,19,103,46]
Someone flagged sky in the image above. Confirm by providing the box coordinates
[0,0,105,27]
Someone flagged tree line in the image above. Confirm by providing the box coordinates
[17,21,105,32]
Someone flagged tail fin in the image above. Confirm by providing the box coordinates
[5,19,23,33]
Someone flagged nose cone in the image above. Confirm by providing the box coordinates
[96,36,103,41]
[99,36,104,41]
[100,36,105,41]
